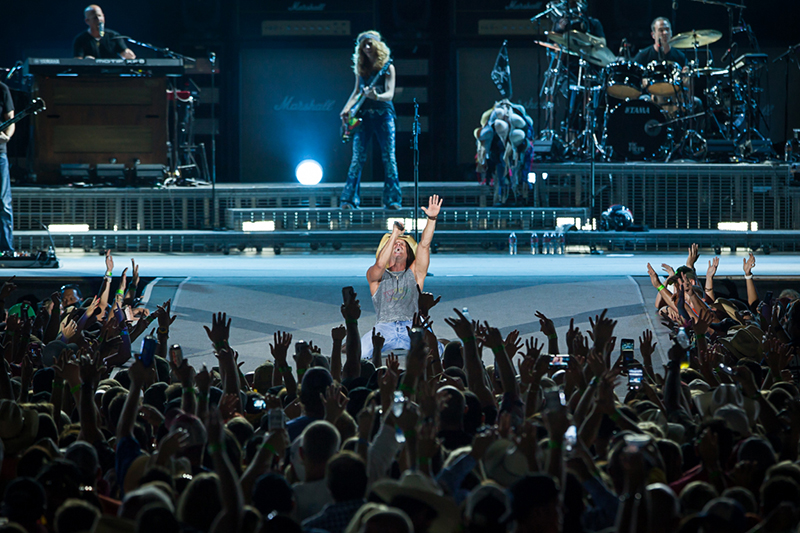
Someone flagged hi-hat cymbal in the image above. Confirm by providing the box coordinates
[669,29,722,49]
[546,30,616,67]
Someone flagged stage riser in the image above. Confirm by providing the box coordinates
[531,163,795,230]
[225,207,588,232]
[14,229,800,254]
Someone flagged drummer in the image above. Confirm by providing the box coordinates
[633,17,687,67]
[553,0,606,43]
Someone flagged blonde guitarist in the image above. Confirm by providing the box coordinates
[339,31,401,210]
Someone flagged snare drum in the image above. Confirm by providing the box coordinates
[605,100,667,160]
[604,61,645,100]
[645,61,681,96]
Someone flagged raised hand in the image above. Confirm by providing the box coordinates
[204,311,231,349]
[104,249,114,274]
[524,336,544,360]
[420,194,443,219]
[322,383,349,423]
[589,309,617,351]
[294,340,313,369]
[743,253,756,276]
[638,330,656,366]
[170,358,196,386]
[661,263,676,277]
[341,291,361,322]
[0,276,17,301]
[504,329,523,357]
[79,352,105,387]
[686,243,699,269]
[706,257,719,279]
[417,284,442,317]
[157,300,177,333]
[331,325,346,342]
[443,308,474,340]
[535,311,556,338]
[270,331,292,364]
[386,352,400,375]
[647,263,663,289]
[130,259,140,288]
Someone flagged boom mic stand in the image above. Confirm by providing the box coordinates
[412,99,420,242]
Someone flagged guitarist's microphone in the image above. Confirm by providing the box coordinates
[98,22,105,38]
[6,61,22,81]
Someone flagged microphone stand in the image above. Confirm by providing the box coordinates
[774,43,800,146]
[412,99,420,242]
[210,52,218,229]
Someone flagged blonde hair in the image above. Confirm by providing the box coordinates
[352,30,391,78]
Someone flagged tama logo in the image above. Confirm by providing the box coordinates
[625,107,650,114]
[505,0,542,9]
[274,96,335,112]
[288,2,326,10]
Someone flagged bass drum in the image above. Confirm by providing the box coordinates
[606,100,668,160]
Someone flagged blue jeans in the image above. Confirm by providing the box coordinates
[361,320,445,360]
[341,110,401,208]
[0,154,13,252]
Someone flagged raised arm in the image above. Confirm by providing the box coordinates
[414,195,443,288]
[368,222,403,294]
[743,253,758,306]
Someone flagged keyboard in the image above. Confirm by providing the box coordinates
[24,57,185,77]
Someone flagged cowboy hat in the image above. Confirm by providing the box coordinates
[694,384,759,426]
[376,233,418,259]
[718,326,763,360]
[0,399,40,455]
[482,439,530,488]
[371,471,460,533]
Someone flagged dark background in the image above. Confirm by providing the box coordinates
[2,0,798,184]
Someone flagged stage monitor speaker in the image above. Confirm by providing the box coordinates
[238,0,376,39]
[239,47,369,185]
[456,46,545,167]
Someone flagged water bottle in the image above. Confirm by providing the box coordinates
[549,233,557,254]
[543,233,551,255]
[461,307,471,321]
[531,232,538,254]
[392,391,407,443]
[558,233,566,254]
[509,232,517,255]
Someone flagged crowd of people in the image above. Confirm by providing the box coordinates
[1,243,800,533]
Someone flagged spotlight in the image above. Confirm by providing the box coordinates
[295,160,323,185]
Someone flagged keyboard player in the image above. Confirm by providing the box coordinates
[73,5,136,60]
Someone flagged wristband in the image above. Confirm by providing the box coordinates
[547,440,562,450]
[70,384,81,395]
[116,289,125,295]
[297,368,307,377]
[262,442,277,454]
[744,274,753,280]
[657,284,665,292]
[105,271,113,277]
[460,335,476,344]
[704,287,713,292]
[158,327,169,336]
[182,387,196,396]
[52,381,64,389]
[345,319,358,325]
[403,429,416,439]
[208,442,225,454]
[547,333,558,340]
[278,366,292,373]
[491,345,503,355]
[398,383,415,395]
[417,456,431,466]
[146,315,156,324]
[427,216,438,221]
[609,411,621,422]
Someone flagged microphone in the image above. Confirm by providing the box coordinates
[721,42,738,64]
[618,38,627,56]
[672,0,678,10]
[98,22,105,38]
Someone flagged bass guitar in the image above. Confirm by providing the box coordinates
[0,97,46,132]
[340,59,393,143]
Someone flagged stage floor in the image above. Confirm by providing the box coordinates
[6,250,800,387]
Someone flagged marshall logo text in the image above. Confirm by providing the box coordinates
[287,2,326,11]
[274,97,336,112]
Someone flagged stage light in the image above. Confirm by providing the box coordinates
[718,222,749,232]
[48,224,90,233]
[527,172,536,184]
[387,218,427,231]
[750,222,758,231]
[242,221,276,232]
[295,160,323,185]
[542,172,549,180]
[557,217,579,227]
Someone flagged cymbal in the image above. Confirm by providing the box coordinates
[688,66,726,77]
[669,29,722,49]
[546,30,616,67]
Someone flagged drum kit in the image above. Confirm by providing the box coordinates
[533,3,768,162]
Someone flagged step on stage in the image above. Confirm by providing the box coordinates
[11,162,800,254]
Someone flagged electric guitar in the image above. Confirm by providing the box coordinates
[0,97,46,133]
[340,59,393,143]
